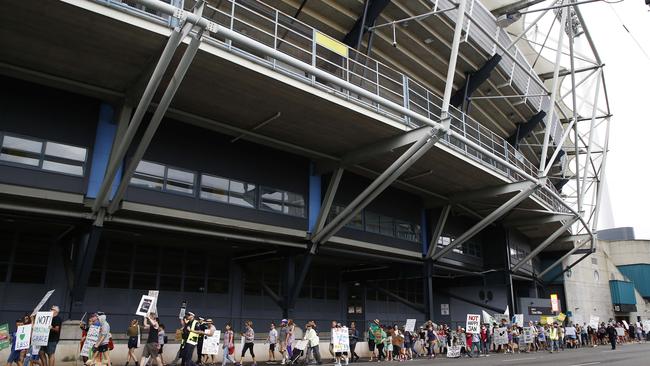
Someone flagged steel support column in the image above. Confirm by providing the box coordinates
[71,225,102,303]
[312,167,344,235]
[431,182,540,261]
[537,238,589,278]
[441,0,468,127]
[423,260,435,320]
[91,2,204,213]
[511,216,579,272]
[546,250,593,283]
[450,54,502,108]
[426,205,451,259]
[108,29,204,214]
[507,111,546,149]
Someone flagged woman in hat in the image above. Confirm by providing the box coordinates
[303,321,321,365]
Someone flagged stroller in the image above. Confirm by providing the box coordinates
[288,340,308,366]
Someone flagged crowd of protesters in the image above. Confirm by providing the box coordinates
[5,309,650,366]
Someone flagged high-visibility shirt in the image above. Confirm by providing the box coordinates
[186,320,200,345]
[549,328,558,341]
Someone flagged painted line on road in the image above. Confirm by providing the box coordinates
[503,357,537,362]
[569,362,601,366]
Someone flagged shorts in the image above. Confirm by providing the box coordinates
[128,336,139,349]
[269,343,276,352]
[96,344,109,353]
[7,350,21,363]
[42,341,58,356]
[368,340,375,352]
[335,352,348,357]
[568,335,576,340]
[142,343,159,358]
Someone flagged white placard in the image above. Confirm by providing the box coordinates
[136,295,156,316]
[441,303,449,315]
[31,290,55,316]
[643,320,650,331]
[294,340,307,351]
[31,311,54,346]
[564,326,576,337]
[622,320,629,330]
[494,327,509,345]
[615,327,625,337]
[513,314,524,327]
[203,330,221,355]
[466,314,480,334]
[494,314,509,324]
[179,307,186,320]
[522,327,534,344]
[482,310,495,324]
[15,324,32,351]
[405,319,416,332]
[589,315,599,329]
[80,325,101,357]
[148,290,159,314]
[446,345,461,358]
[331,327,350,353]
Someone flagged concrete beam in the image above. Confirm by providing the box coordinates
[503,213,575,227]
[511,216,579,272]
[450,181,535,204]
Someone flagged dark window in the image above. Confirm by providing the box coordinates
[244,280,262,296]
[159,275,182,291]
[184,277,206,293]
[166,167,195,195]
[200,174,258,208]
[104,271,131,289]
[132,274,157,290]
[207,278,228,294]
[10,264,47,283]
[260,187,305,217]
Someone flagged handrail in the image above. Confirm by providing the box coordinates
[94,0,571,216]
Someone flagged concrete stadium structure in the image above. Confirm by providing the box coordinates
[0,0,612,333]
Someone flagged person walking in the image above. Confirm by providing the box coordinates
[195,320,216,365]
[221,324,236,366]
[278,320,288,365]
[607,323,617,350]
[303,321,322,365]
[139,313,162,366]
[182,312,200,366]
[548,323,559,353]
[267,322,278,363]
[91,312,112,366]
[42,306,62,366]
[126,319,140,366]
[348,322,359,363]
[239,321,256,366]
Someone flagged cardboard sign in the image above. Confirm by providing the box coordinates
[564,326,576,337]
[80,325,101,357]
[0,323,10,351]
[136,295,156,316]
[31,311,54,346]
[615,327,625,337]
[622,320,629,330]
[550,294,559,312]
[148,290,159,314]
[15,324,32,351]
[589,315,599,329]
[466,314,480,334]
[494,327,508,345]
[202,330,221,355]
[557,313,566,322]
[643,320,650,331]
[331,327,350,353]
[32,289,55,316]
[446,345,461,358]
[405,319,416,333]
[522,327,534,344]
[513,314,524,327]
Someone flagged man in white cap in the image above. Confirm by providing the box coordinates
[43,306,62,366]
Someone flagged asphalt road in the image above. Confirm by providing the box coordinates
[344,343,650,366]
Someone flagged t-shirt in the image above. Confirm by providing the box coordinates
[223,330,233,346]
[100,322,111,346]
[49,316,63,342]
[244,326,255,343]
[269,329,278,343]
[147,323,160,344]
[279,327,288,343]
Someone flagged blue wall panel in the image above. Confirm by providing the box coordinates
[617,264,650,298]
[86,103,122,198]
[609,280,636,305]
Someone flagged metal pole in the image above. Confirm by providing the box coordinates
[543,117,575,176]
[511,216,578,272]
[441,0,468,126]
[506,0,560,51]
[427,204,451,259]
[591,116,611,232]
[108,31,204,214]
[568,0,582,213]
[579,69,602,204]
[90,9,200,213]
[539,0,568,174]
[538,238,588,277]
[313,167,344,234]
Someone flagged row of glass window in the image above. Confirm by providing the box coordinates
[437,235,483,258]
[131,160,306,217]
[328,204,421,243]
[0,132,88,176]
[0,231,51,284]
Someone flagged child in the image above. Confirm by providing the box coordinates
[157,324,166,366]
[384,327,393,361]
[6,319,23,366]
[267,323,278,363]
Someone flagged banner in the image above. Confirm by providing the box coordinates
[482,310,495,325]
[466,314,480,334]
[589,315,599,329]
[80,325,100,357]
[494,327,508,345]
[0,323,9,351]
[550,294,559,312]
[202,330,221,355]
[622,320,629,330]
[32,289,55,316]
[31,311,54,346]
[446,345,461,358]
[513,314,524,327]
[557,313,566,322]
[148,290,159,314]
[522,327,534,344]
[494,314,510,324]
[643,320,650,331]
[405,319,416,333]
[615,327,625,337]
[15,324,32,351]
[331,327,350,353]
[136,295,156,316]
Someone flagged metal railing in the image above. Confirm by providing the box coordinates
[96,0,568,213]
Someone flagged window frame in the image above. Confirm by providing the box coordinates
[259,186,306,218]
[130,159,197,197]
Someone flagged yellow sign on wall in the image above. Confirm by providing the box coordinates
[315,31,349,58]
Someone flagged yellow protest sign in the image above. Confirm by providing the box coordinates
[557,313,566,322]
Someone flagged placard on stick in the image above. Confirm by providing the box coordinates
[31,289,55,316]
[136,295,156,316]
[465,314,480,334]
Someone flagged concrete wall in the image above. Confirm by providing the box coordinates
[608,240,650,265]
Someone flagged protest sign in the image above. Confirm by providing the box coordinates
[203,330,221,355]
[179,300,187,320]
[643,320,650,331]
[332,326,350,353]
[589,315,599,329]
[466,314,480,334]
[31,289,55,316]
[482,310,494,324]
[564,326,576,337]
[550,294,559,312]
[405,319,416,332]
[15,324,32,351]
[80,325,100,357]
[446,345,461,358]
[615,327,625,337]
[31,311,53,346]
[136,295,156,316]
[557,313,566,322]
[522,327,534,344]
[148,290,159,314]
[622,320,629,330]
[572,314,584,326]
[494,314,509,324]
[513,314,524,327]
[494,327,508,345]
[0,323,9,351]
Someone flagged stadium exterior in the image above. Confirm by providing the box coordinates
[0,0,611,330]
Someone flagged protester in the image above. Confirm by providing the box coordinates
[40,306,62,366]
[425,324,436,359]
[196,318,206,365]
[171,316,189,366]
[139,313,162,366]
[195,320,216,365]
[6,319,24,366]
[278,320,289,365]
[267,322,278,363]
[91,312,112,366]
[240,321,256,366]
[607,323,617,350]
[348,322,360,363]
[222,324,236,366]
[333,323,349,366]
[181,312,200,366]
[303,321,321,365]
[286,320,295,362]
[367,320,379,362]
[126,319,140,366]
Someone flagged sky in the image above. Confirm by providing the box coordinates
[578,0,650,238]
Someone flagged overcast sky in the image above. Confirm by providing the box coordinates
[578,0,650,238]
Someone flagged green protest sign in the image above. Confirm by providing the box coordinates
[0,323,9,351]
